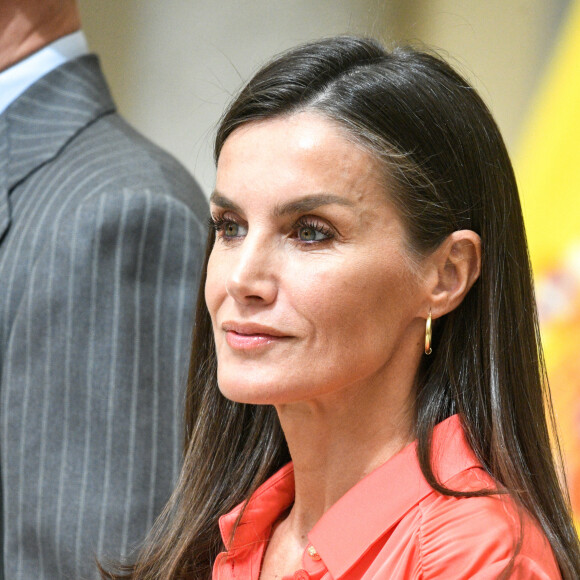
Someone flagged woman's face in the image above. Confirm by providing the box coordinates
[206,112,429,406]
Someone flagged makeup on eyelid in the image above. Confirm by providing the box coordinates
[209,212,335,243]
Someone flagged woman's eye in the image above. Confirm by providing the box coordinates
[210,215,248,240]
[298,226,325,241]
[296,222,333,243]
[223,222,241,237]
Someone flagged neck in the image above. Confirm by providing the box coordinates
[275,368,417,541]
[0,1,81,71]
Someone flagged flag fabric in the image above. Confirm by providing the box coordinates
[516,0,580,522]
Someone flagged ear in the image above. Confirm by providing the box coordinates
[423,230,481,320]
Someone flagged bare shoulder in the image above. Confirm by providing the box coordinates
[416,467,561,579]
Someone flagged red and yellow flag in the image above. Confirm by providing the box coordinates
[517,0,580,522]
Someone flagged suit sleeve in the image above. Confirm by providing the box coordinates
[2,187,205,579]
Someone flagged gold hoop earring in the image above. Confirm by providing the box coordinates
[425,309,432,355]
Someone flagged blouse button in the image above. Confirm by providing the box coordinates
[294,570,310,580]
[307,545,321,561]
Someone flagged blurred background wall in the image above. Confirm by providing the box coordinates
[78,0,580,521]
[78,0,569,196]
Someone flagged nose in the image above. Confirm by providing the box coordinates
[225,234,278,306]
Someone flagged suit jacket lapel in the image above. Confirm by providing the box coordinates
[0,55,116,243]
[0,114,9,243]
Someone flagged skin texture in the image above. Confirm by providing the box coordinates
[0,0,80,71]
[206,112,481,578]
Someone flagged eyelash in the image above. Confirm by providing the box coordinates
[208,214,335,244]
[208,215,235,235]
[293,217,335,242]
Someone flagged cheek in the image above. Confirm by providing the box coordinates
[286,254,418,342]
[204,251,225,320]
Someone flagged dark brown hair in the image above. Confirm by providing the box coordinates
[101,36,580,579]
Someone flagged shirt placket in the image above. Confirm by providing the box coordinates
[282,543,329,580]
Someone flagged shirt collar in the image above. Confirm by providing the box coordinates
[0,30,89,115]
[219,463,295,554]
[310,414,481,577]
[218,414,481,577]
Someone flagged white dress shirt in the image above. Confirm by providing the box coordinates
[0,30,89,115]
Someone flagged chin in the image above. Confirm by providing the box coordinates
[216,373,300,406]
[217,376,276,405]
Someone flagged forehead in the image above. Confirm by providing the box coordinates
[215,112,388,209]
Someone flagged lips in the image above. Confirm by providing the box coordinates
[222,321,291,351]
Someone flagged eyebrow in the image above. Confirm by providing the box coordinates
[210,191,355,216]
[209,192,241,212]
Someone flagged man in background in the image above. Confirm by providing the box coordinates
[0,1,207,578]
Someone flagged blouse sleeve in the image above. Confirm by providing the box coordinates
[417,475,561,579]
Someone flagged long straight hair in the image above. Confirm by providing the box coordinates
[101,36,580,579]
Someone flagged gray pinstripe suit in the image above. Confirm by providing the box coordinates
[0,55,207,579]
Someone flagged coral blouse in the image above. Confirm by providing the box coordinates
[213,415,560,579]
